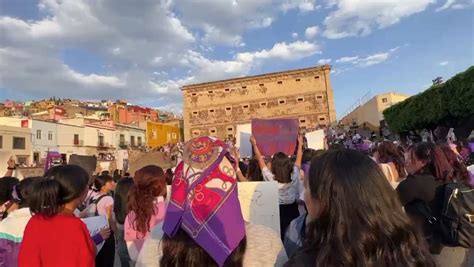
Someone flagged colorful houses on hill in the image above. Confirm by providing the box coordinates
[0,99,183,171]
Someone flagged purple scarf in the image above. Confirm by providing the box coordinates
[163,137,245,266]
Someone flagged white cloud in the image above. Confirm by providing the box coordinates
[436,0,473,11]
[334,47,399,67]
[357,53,390,67]
[176,41,321,85]
[304,26,320,39]
[281,0,317,12]
[439,61,449,66]
[317,58,332,64]
[236,41,321,63]
[335,56,359,63]
[292,32,299,38]
[173,0,313,46]
[322,0,434,39]
[0,0,323,113]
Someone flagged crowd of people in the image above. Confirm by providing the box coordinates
[0,130,473,267]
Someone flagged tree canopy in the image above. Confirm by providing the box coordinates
[383,66,474,133]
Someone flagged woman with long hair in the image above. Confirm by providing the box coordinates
[398,142,473,267]
[136,136,287,267]
[438,144,470,183]
[374,140,407,188]
[251,135,303,240]
[247,159,264,181]
[286,149,434,266]
[90,174,117,267]
[18,165,95,266]
[114,177,134,267]
[125,165,167,263]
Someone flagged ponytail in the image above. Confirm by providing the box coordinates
[29,165,90,217]
[28,179,61,217]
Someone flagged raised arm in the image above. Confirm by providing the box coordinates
[4,158,16,177]
[294,134,303,169]
[232,147,248,182]
[250,135,267,171]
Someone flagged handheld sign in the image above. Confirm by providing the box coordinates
[306,129,325,150]
[235,123,252,158]
[239,132,252,158]
[69,154,97,179]
[165,181,280,234]
[128,151,174,175]
[81,216,108,254]
[252,118,298,156]
[237,181,280,234]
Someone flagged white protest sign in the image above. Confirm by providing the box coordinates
[237,181,280,234]
[306,129,325,150]
[239,132,252,158]
[165,181,280,234]
[235,123,252,158]
[82,215,108,254]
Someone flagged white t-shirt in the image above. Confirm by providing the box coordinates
[262,166,300,205]
[379,163,399,189]
[136,223,288,267]
[92,195,114,217]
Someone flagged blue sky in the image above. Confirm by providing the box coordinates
[0,0,472,117]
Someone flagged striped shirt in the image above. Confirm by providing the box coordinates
[0,208,32,267]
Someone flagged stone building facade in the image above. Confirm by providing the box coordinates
[181,65,336,141]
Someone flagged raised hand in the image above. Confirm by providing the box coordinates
[99,226,111,240]
[250,135,257,146]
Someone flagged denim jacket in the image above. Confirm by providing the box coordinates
[283,213,307,258]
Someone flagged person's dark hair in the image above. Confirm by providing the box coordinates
[160,228,247,267]
[113,169,121,182]
[438,144,470,184]
[271,152,292,183]
[302,149,317,164]
[288,149,434,266]
[0,176,19,205]
[124,172,131,177]
[246,159,263,181]
[238,162,247,178]
[16,177,43,209]
[408,142,453,182]
[377,141,407,178]
[128,165,166,236]
[93,174,114,192]
[101,170,110,176]
[114,177,134,225]
[29,165,89,217]
[165,168,174,186]
[302,149,325,165]
[328,143,345,150]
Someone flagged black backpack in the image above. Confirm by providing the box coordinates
[415,182,474,248]
[90,194,109,216]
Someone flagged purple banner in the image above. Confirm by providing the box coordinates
[252,119,298,156]
[44,151,62,173]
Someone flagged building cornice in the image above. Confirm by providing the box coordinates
[181,65,331,91]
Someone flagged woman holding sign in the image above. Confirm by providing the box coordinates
[251,134,303,241]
